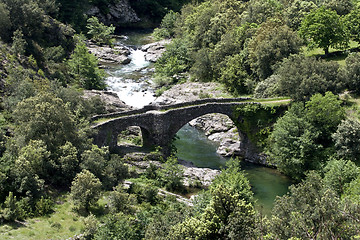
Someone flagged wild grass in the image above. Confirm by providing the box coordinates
[303,41,359,66]
[340,92,360,120]
[0,195,84,240]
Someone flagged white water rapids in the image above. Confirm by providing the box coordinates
[105,48,157,108]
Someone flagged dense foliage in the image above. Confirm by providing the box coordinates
[1,0,360,239]
[154,0,360,97]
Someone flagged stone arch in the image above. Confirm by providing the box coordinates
[162,105,238,147]
[92,101,261,160]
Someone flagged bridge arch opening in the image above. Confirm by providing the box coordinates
[116,126,152,148]
[173,113,243,159]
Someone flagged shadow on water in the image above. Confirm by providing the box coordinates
[174,124,293,215]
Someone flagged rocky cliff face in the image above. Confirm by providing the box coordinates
[87,0,140,27]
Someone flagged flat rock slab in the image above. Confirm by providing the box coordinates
[141,39,171,62]
[83,90,132,112]
[87,44,131,65]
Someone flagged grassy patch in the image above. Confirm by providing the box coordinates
[0,195,84,240]
[303,41,359,66]
[340,92,360,120]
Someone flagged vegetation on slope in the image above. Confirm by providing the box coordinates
[0,0,360,239]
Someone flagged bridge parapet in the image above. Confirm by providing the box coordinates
[91,97,251,121]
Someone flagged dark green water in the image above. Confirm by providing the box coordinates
[174,124,292,214]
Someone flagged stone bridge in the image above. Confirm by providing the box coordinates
[91,98,260,157]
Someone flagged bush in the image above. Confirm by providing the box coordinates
[343,53,360,93]
[70,169,102,212]
[276,54,342,101]
[86,17,115,46]
[254,74,280,98]
[35,196,53,216]
[67,41,106,90]
[156,156,184,191]
[152,10,179,40]
[128,183,158,205]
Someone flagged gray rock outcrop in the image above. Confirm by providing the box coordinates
[87,44,131,65]
[141,39,171,62]
[87,0,140,26]
[83,90,131,112]
[180,160,220,187]
[189,114,242,157]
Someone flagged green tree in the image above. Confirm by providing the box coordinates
[94,213,140,240]
[154,38,190,86]
[86,16,115,46]
[243,0,282,24]
[145,203,188,240]
[343,175,360,203]
[103,154,129,189]
[153,10,179,40]
[67,41,106,90]
[80,145,109,181]
[344,6,360,44]
[343,53,360,93]
[276,54,342,101]
[323,158,360,195]
[58,142,79,185]
[324,0,353,15]
[170,159,255,239]
[284,0,317,30]
[107,185,136,214]
[11,29,27,56]
[13,93,82,155]
[219,53,250,95]
[269,103,321,180]
[267,172,359,239]
[248,19,302,80]
[13,153,45,198]
[1,192,19,222]
[0,2,11,41]
[270,92,345,179]
[16,140,51,180]
[70,169,102,212]
[332,118,360,162]
[254,74,280,98]
[299,7,348,55]
[305,92,345,144]
[156,156,184,191]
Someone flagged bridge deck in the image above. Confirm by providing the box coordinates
[91,97,290,127]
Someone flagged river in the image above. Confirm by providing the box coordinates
[105,30,292,215]
[175,124,292,214]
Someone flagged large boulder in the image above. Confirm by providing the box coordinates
[83,90,131,112]
[141,39,171,62]
[87,44,131,65]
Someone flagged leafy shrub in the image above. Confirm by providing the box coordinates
[156,156,184,191]
[152,10,179,40]
[35,196,53,216]
[67,41,106,90]
[128,183,158,205]
[254,74,280,98]
[86,17,115,46]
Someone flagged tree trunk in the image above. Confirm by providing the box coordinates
[324,47,329,55]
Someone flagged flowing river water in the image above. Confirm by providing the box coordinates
[106,31,292,215]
